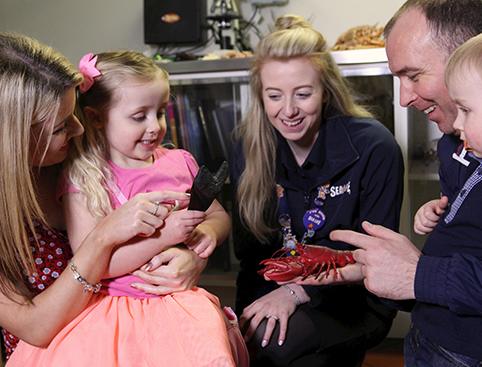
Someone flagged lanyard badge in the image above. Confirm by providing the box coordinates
[277,183,329,250]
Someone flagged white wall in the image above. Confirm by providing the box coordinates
[0,0,404,63]
[0,0,145,63]
[239,0,405,48]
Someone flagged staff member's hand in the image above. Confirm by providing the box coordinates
[240,285,308,347]
[330,221,421,300]
[292,262,364,286]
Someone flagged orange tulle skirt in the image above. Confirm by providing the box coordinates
[7,287,247,367]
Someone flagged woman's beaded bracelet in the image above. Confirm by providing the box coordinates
[69,261,102,293]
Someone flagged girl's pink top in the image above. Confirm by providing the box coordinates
[59,148,199,298]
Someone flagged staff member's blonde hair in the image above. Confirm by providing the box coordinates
[236,15,371,241]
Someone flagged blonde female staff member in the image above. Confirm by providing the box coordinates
[230,15,404,367]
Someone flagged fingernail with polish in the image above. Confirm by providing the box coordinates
[278,339,284,346]
[261,340,268,348]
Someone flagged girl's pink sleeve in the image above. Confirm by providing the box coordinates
[180,149,199,180]
[56,171,81,202]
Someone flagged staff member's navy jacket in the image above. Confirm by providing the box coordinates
[413,133,482,360]
[230,107,404,349]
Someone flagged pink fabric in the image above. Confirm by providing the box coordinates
[102,275,155,298]
[7,289,240,367]
[223,307,250,367]
[78,53,101,93]
[58,148,199,297]
[40,148,249,366]
[104,148,198,296]
[107,148,198,209]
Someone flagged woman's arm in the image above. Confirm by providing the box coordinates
[63,191,201,278]
[0,192,166,346]
[0,230,110,347]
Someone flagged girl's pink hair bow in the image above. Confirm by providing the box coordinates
[78,53,101,93]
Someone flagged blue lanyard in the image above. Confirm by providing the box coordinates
[276,183,329,249]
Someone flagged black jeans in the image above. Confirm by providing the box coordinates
[404,326,482,367]
[247,303,389,367]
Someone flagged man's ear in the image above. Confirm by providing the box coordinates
[83,106,104,128]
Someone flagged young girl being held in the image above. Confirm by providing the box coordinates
[8,51,247,367]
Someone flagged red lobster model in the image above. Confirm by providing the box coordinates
[258,244,356,282]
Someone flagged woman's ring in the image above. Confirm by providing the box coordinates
[152,201,160,216]
[266,315,279,321]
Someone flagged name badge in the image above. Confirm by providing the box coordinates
[303,208,326,231]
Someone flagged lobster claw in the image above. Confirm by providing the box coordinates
[258,259,304,282]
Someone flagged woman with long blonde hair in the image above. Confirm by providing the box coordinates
[231,15,404,366]
[0,33,207,363]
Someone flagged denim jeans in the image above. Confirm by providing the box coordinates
[404,326,482,367]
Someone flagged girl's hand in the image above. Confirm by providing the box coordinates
[91,191,190,248]
[130,247,207,295]
[183,199,230,258]
[413,196,449,235]
[185,225,218,258]
[163,209,206,244]
[239,285,308,347]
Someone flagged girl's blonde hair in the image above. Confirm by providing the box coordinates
[67,51,169,216]
[0,32,82,301]
[236,15,371,242]
[445,33,482,89]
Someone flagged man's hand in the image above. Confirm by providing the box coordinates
[330,221,421,300]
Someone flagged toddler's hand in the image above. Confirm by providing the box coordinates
[185,226,218,258]
[414,196,449,235]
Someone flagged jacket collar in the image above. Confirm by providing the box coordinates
[277,107,360,190]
